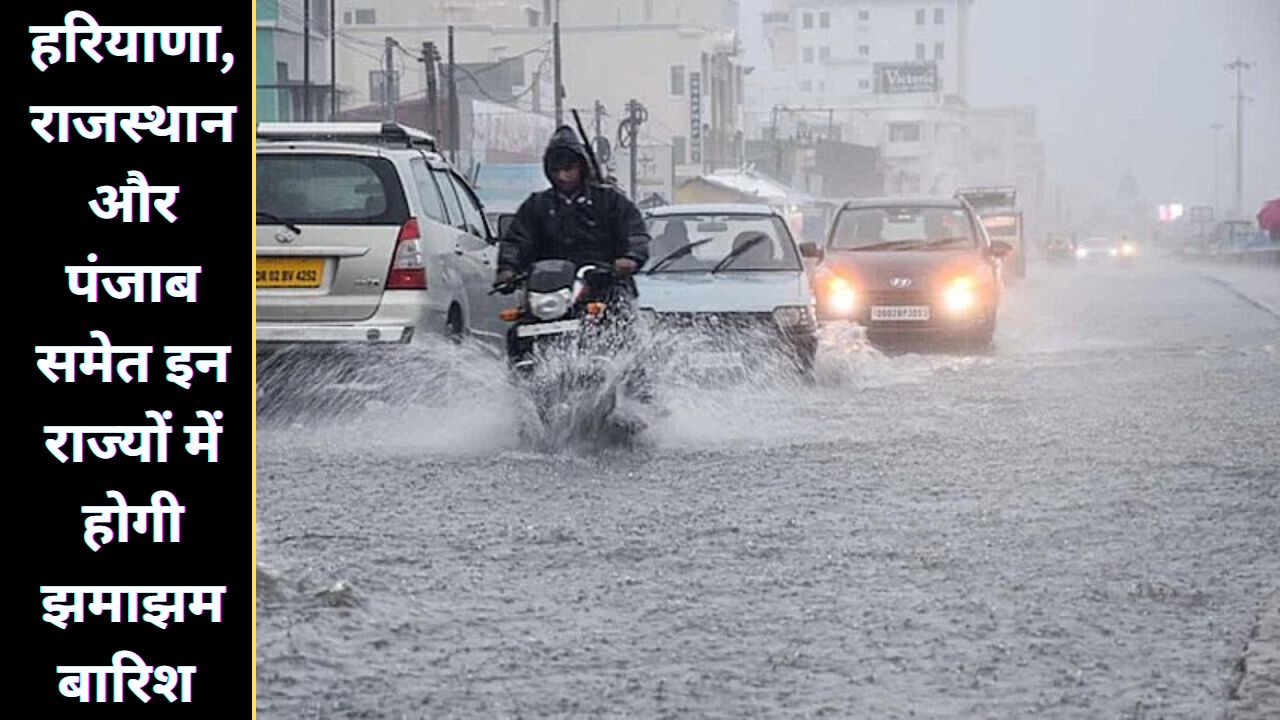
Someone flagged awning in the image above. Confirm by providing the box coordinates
[1258,198,1280,232]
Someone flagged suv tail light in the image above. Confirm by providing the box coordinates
[387,218,426,289]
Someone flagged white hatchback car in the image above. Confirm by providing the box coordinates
[637,204,822,373]
[256,123,507,350]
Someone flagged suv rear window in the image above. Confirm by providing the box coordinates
[258,154,409,224]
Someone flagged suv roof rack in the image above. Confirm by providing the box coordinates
[256,122,437,151]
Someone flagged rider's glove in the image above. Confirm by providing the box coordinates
[613,258,639,277]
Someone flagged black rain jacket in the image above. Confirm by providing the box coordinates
[498,127,651,278]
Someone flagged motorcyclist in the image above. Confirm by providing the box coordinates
[494,126,655,403]
[494,125,651,295]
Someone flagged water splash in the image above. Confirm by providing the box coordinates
[257,319,987,456]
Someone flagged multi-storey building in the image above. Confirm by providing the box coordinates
[257,0,337,121]
[332,0,746,183]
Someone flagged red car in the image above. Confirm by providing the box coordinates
[813,197,1014,348]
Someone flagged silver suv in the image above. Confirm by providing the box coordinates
[256,123,506,349]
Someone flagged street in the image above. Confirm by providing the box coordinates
[257,258,1278,718]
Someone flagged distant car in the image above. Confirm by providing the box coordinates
[812,197,1013,349]
[1043,233,1078,264]
[1075,236,1129,263]
[256,122,507,351]
[637,204,821,374]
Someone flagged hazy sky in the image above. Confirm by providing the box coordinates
[740,0,1279,216]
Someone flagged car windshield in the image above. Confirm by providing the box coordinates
[644,214,802,272]
[830,206,976,251]
[1083,237,1115,248]
[257,155,408,225]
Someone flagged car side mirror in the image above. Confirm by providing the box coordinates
[799,242,824,260]
[497,214,515,240]
[989,240,1014,259]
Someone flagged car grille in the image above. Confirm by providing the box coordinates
[653,311,775,330]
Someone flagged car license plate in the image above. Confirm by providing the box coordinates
[871,305,930,321]
[516,318,582,338]
[257,257,323,288]
[687,350,744,370]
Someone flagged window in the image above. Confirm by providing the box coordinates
[527,9,539,27]
[671,65,685,95]
[859,44,870,57]
[354,8,376,24]
[800,79,812,92]
[803,12,813,29]
[343,11,352,25]
[544,0,552,25]
[819,47,831,62]
[915,43,926,60]
[819,80,826,92]
[672,136,687,165]
[859,10,870,21]
[916,9,926,25]
[369,70,399,104]
[644,0,654,22]
[935,7,945,24]
[257,155,408,225]
[858,78,870,90]
[819,11,830,28]
[831,207,974,250]
[889,123,922,142]
[314,0,330,33]
[934,43,944,60]
[803,47,814,63]
[447,172,489,237]
[409,160,449,224]
[433,168,465,229]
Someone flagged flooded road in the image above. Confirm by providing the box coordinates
[257,258,1278,718]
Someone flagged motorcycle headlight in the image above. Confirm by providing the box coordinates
[774,305,817,329]
[529,288,573,320]
[943,276,977,313]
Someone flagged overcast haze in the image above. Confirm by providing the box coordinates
[741,0,1279,217]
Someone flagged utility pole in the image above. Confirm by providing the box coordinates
[329,0,336,119]
[1210,122,1223,214]
[1225,57,1252,218]
[422,42,439,137]
[383,37,396,122]
[618,99,647,200]
[553,20,564,125]
[448,26,459,166]
[303,0,311,120]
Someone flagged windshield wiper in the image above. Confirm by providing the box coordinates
[922,236,974,250]
[257,211,301,234]
[843,239,925,252]
[646,237,715,274]
[711,234,768,273]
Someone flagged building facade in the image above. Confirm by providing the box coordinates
[257,0,336,122]
[333,0,746,184]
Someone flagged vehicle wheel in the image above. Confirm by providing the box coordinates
[967,316,996,353]
[792,339,817,380]
[446,305,465,344]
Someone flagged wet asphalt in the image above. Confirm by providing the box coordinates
[257,257,1279,719]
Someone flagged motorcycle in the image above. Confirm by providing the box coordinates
[493,259,650,442]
